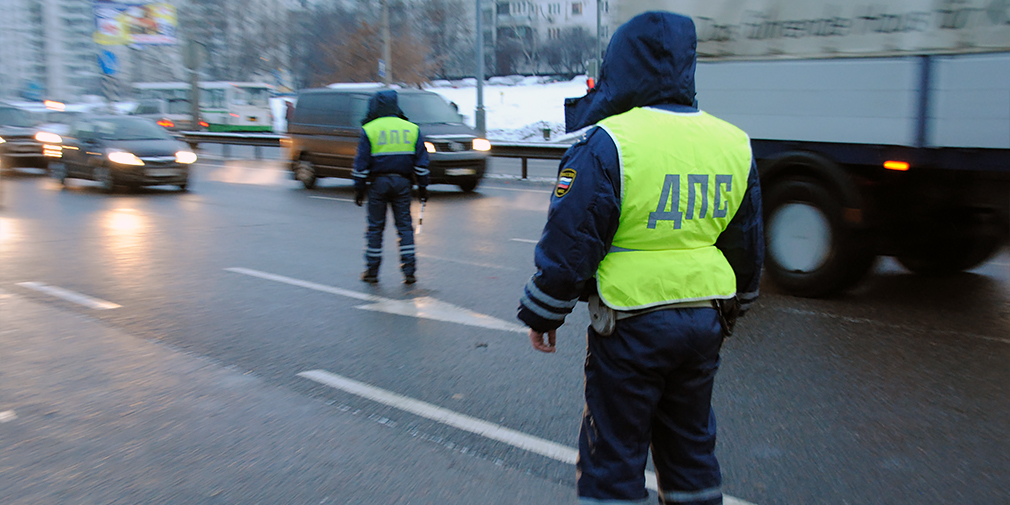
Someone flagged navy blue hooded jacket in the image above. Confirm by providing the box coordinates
[517,12,764,333]
[352,90,430,191]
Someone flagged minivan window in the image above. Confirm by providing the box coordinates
[295,92,352,128]
[398,94,462,125]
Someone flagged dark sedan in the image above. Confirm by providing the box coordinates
[1,104,60,171]
[52,116,196,192]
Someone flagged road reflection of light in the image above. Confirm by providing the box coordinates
[0,217,20,252]
[103,208,149,279]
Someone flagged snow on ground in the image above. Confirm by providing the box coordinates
[425,75,589,142]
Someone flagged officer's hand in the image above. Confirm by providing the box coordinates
[354,190,365,207]
[418,187,428,203]
[529,329,556,353]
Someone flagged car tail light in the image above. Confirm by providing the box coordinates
[157,119,175,128]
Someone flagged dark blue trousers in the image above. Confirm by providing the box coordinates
[364,175,415,276]
[578,307,724,505]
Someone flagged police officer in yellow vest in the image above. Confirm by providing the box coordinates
[517,12,764,505]
[353,90,430,284]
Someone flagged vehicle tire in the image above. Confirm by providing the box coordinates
[457,178,479,193]
[177,180,189,192]
[95,166,116,194]
[50,162,68,187]
[294,159,317,189]
[896,219,1004,275]
[764,177,874,297]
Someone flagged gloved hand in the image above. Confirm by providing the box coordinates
[418,186,428,203]
[355,188,365,207]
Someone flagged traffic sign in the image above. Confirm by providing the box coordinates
[98,50,119,76]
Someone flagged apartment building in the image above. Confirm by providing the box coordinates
[491,0,612,74]
[0,0,99,101]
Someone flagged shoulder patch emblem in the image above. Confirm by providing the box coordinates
[555,168,577,198]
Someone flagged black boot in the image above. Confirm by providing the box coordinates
[361,269,379,284]
[403,274,416,285]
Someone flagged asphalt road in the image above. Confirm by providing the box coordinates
[1,160,1008,505]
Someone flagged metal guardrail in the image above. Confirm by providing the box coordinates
[178,133,573,178]
[180,131,284,160]
[487,141,571,179]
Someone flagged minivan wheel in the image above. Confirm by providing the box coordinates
[295,159,317,189]
[457,178,479,193]
[50,162,68,187]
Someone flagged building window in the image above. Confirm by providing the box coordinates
[572,2,582,15]
[497,2,509,15]
[548,3,561,15]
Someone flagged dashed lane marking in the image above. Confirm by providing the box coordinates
[15,282,121,310]
[415,253,519,271]
[299,369,756,505]
[225,267,526,333]
[309,196,355,202]
[510,238,538,244]
[777,307,1010,345]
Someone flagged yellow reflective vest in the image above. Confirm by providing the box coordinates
[595,107,752,310]
[364,116,420,156]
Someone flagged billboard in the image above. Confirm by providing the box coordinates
[93,1,178,46]
[615,0,1010,59]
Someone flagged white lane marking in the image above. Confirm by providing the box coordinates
[416,253,519,271]
[356,296,526,333]
[510,238,538,244]
[480,185,553,194]
[299,369,756,505]
[310,196,355,202]
[777,307,1010,345]
[0,410,16,423]
[226,268,526,333]
[16,282,121,310]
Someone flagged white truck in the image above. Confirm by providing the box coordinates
[616,0,1010,296]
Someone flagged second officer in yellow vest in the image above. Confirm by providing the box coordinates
[353,90,430,285]
[517,12,764,505]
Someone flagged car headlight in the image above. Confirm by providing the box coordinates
[0,136,5,144]
[35,131,62,144]
[107,150,144,166]
[424,141,436,153]
[175,151,197,164]
[472,138,491,151]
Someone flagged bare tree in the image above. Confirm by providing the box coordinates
[416,0,474,80]
[322,20,432,86]
[542,27,594,76]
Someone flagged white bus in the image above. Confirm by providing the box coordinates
[132,81,274,132]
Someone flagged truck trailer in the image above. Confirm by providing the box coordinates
[617,0,1010,296]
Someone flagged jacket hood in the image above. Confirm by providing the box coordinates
[364,90,407,124]
[565,11,697,132]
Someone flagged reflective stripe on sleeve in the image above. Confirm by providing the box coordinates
[525,278,578,310]
[520,294,567,321]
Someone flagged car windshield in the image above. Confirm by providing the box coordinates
[0,107,38,127]
[93,118,174,140]
[397,94,462,124]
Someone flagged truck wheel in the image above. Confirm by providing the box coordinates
[50,162,67,187]
[896,229,1003,275]
[764,177,874,297]
[294,159,317,189]
[457,178,479,193]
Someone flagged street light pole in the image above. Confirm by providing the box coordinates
[475,0,485,136]
[381,0,391,85]
[596,0,602,80]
